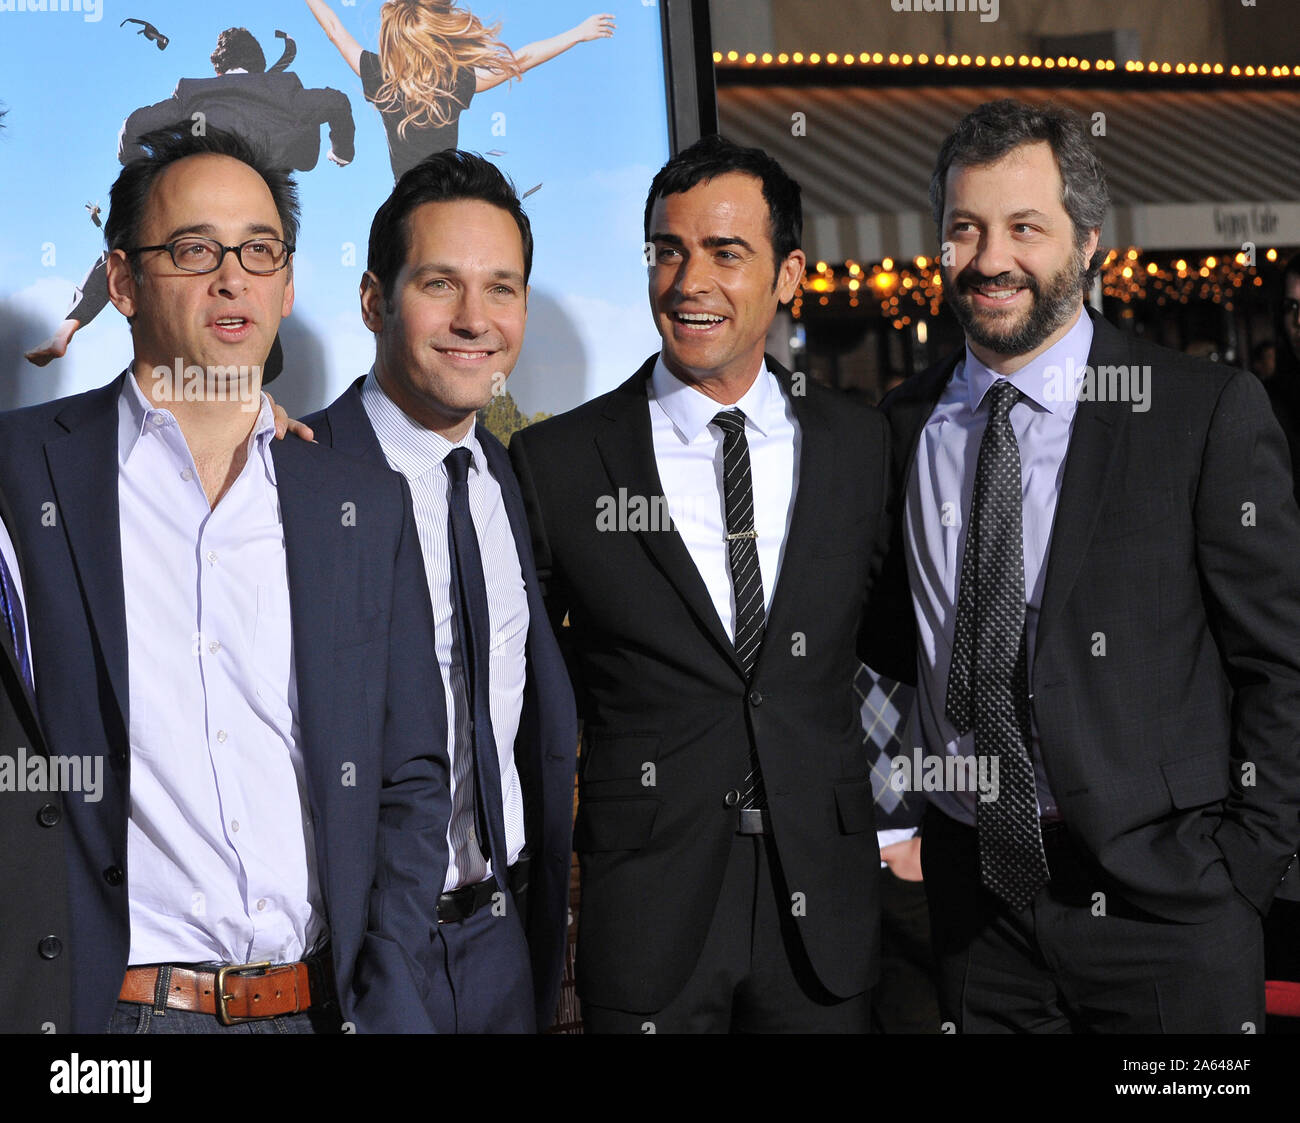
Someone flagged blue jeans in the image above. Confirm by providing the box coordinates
[107,999,342,1034]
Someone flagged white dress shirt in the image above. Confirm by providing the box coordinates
[118,374,322,966]
[648,357,800,637]
[362,371,529,892]
[905,309,1094,826]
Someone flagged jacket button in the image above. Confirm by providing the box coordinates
[748,690,763,706]
[103,866,124,887]
[36,803,61,828]
[723,789,740,807]
[38,936,63,960]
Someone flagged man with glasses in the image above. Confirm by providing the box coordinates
[0,123,451,1034]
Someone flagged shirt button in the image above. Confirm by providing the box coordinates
[207,551,218,565]
[230,820,240,833]
[467,826,476,843]
[256,898,267,912]
[209,641,221,654]
[180,468,193,482]
[216,730,228,744]
[150,414,166,427]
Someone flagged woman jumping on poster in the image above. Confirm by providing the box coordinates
[305,0,615,180]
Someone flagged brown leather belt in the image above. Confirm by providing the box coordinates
[118,958,324,1025]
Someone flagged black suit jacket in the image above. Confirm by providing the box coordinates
[119,72,356,171]
[862,309,1300,922]
[509,355,893,1012]
[0,377,450,1033]
[305,379,579,1030]
[0,487,70,1033]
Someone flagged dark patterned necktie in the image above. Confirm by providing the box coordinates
[445,447,509,891]
[0,547,32,692]
[945,379,1049,911]
[713,409,767,810]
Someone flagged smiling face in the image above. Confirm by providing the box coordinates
[940,141,1097,373]
[363,198,527,441]
[106,152,293,386]
[647,172,804,403]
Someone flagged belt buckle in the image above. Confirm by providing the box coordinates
[215,961,273,1026]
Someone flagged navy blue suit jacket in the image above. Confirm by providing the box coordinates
[305,378,578,1030]
[0,376,451,1033]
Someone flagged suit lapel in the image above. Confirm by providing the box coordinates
[1034,313,1133,664]
[594,358,743,676]
[268,438,339,885]
[43,380,130,730]
[761,360,835,652]
[323,377,389,465]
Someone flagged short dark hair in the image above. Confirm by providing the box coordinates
[930,99,1110,280]
[211,27,266,74]
[644,133,802,284]
[105,123,300,267]
[366,149,533,302]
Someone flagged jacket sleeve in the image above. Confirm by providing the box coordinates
[348,476,450,1031]
[858,399,919,686]
[1196,369,1300,912]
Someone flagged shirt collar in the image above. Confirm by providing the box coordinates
[650,355,780,443]
[117,368,279,482]
[963,306,1094,417]
[360,367,484,479]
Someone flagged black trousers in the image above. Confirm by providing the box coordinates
[871,866,942,1033]
[922,807,1264,1033]
[582,832,872,1033]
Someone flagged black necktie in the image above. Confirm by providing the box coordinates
[712,409,767,811]
[945,379,1049,911]
[0,547,32,692]
[445,447,509,891]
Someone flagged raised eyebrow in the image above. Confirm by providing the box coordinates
[163,222,283,242]
[648,233,756,253]
[410,263,525,285]
[701,235,756,253]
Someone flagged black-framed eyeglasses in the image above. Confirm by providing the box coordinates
[126,235,294,275]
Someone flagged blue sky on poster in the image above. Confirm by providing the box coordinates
[0,0,669,416]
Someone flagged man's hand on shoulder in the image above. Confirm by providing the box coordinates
[265,391,315,442]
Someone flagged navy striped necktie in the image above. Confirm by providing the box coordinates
[0,547,32,692]
[445,447,509,891]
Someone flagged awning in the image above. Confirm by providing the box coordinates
[717,84,1300,262]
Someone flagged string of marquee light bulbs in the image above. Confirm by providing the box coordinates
[714,50,1300,79]
[791,248,1284,325]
